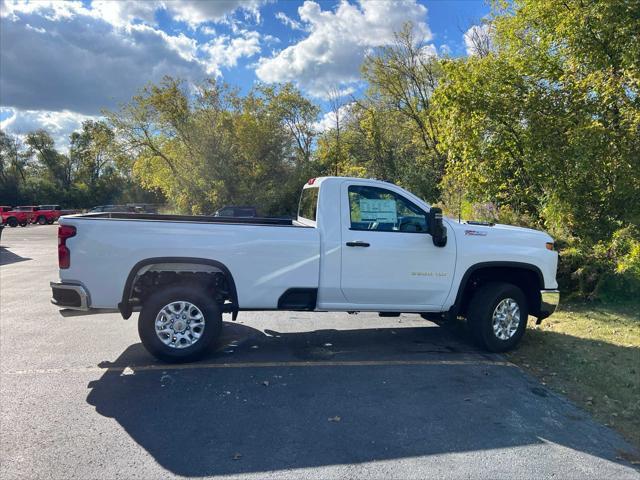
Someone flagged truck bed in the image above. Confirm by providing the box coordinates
[58,213,321,309]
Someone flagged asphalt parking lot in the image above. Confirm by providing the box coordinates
[1,225,639,479]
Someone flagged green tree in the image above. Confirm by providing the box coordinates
[0,130,28,204]
[433,0,640,243]
[361,23,446,201]
[70,120,117,188]
[108,77,321,215]
[25,130,75,189]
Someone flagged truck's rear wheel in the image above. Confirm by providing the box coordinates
[19,221,27,227]
[7,217,18,227]
[467,282,528,352]
[138,285,222,363]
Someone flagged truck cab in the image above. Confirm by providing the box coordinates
[297,178,456,312]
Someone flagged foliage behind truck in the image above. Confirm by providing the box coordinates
[50,177,560,362]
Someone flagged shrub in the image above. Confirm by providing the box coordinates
[557,226,640,301]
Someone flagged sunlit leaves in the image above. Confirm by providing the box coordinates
[107,78,322,215]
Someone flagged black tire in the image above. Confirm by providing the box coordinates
[46,219,54,225]
[37,216,47,225]
[467,282,528,352]
[19,221,27,227]
[7,217,18,228]
[138,285,222,363]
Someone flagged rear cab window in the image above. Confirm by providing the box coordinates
[298,186,319,225]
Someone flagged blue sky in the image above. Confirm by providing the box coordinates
[0,0,490,147]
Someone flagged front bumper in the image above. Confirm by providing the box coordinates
[50,282,90,310]
[539,289,560,319]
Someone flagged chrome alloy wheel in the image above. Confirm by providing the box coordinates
[155,301,205,349]
[492,298,521,340]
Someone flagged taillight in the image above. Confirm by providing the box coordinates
[58,225,76,269]
[545,242,555,251]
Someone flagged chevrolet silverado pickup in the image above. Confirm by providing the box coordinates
[35,205,63,225]
[1,206,32,227]
[50,177,559,362]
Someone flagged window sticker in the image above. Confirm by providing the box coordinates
[359,199,397,223]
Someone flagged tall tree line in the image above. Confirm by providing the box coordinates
[0,122,159,207]
[107,80,320,215]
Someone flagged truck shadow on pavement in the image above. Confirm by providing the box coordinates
[0,247,31,266]
[86,322,638,477]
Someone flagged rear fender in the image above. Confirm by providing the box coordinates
[118,257,239,320]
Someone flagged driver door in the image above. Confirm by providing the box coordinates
[339,182,455,309]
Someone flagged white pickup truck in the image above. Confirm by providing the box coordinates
[51,177,559,362]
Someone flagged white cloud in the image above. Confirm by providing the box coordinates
[421,44,438,59]
[90,1,159,28]
[134,24,200,63]
[313,103,354,133]
[463,23,493,56]
[275,11,305,31]
[201,30,262,76]
[200,25,217,36]
[1,0,90,21]
[164,0,265,27]
[1,0,266,28]
[0,11,207,115]
[1,1,268,115]
[313,110,338,133]
[0,0,270,149]
[256,0,432,98]
[1,108,96,152]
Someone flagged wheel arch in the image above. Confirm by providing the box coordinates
[119,257,238,320]
[452,261,544,319]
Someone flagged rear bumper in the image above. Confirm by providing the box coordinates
[539,289,560,319]
[50,282,90,310]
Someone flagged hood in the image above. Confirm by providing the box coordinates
[448,220,554,245]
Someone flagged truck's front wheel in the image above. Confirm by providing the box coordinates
[138,285,222,363]
[467,282,528,352]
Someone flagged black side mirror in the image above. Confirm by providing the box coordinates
[428,207,447,247]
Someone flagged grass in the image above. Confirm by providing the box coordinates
[506,301,640,450]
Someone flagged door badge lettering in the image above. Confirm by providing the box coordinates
[465,230,487,236]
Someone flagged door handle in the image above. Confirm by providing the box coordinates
[346,241,370,247]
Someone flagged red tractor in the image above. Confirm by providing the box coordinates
[0,206,33,227]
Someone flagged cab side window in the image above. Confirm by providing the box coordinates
[348,185,428,233]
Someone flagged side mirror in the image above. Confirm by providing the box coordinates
[428,207,447,247]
